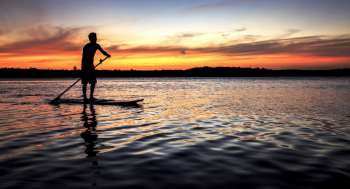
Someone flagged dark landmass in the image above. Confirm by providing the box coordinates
[0,67,349,78]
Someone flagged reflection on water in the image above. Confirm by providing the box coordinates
[81,104,100,187]
[81,104,98,157]
[0,78,350,188]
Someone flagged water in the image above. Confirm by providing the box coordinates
[0,78,350,189]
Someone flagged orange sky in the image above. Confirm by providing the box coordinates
[1,1,350,70]
[1,38,350,70]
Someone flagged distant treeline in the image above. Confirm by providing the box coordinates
[0,67,349,78]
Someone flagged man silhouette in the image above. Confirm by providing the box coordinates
[81,32,111,102]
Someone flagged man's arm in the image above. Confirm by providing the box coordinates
[97,44,111,57]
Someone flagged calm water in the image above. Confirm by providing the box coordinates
[0,78,350,189]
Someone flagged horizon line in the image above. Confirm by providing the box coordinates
[1,66,350,71]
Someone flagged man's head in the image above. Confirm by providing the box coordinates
[88,32,97,43]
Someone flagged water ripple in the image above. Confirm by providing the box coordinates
[0,78,350,188]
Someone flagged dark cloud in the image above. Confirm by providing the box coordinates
[2,27,350,58]
[116,46,186,55]
[0,25,88,54]
[200,36,350,57]
[107,45,121,51]
[171,32,204,39]
[175,33,204,38]
[108,35,350,58]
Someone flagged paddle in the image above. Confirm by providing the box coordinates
[49,56,110,104]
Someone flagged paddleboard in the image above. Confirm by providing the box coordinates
[53,98,143,106]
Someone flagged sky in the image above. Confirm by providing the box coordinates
[0,0,350,70]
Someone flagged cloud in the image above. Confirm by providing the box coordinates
[0,25,90,54]
[279,29,301,38]
[114,46,187,56]
[221,27,247,38]
[200,36,350,57]
[176,33,204,38]
[2,25,350,59]
[166,32,205,44]
[235,27,247,32]
[104,35,350,58]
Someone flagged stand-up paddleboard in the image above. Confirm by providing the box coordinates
[50,99,143,106]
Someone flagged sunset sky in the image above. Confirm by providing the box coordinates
[1,0,350,70]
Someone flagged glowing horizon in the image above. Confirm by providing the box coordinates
[1,0,350,70]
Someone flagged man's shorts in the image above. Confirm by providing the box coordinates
[81,72,97,85]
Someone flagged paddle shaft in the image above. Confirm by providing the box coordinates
[52,57,109,101]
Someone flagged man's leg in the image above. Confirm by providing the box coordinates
[82,83,88,101]
[90,82,95,101]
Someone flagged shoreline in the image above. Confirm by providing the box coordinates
[1,67,349,78]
